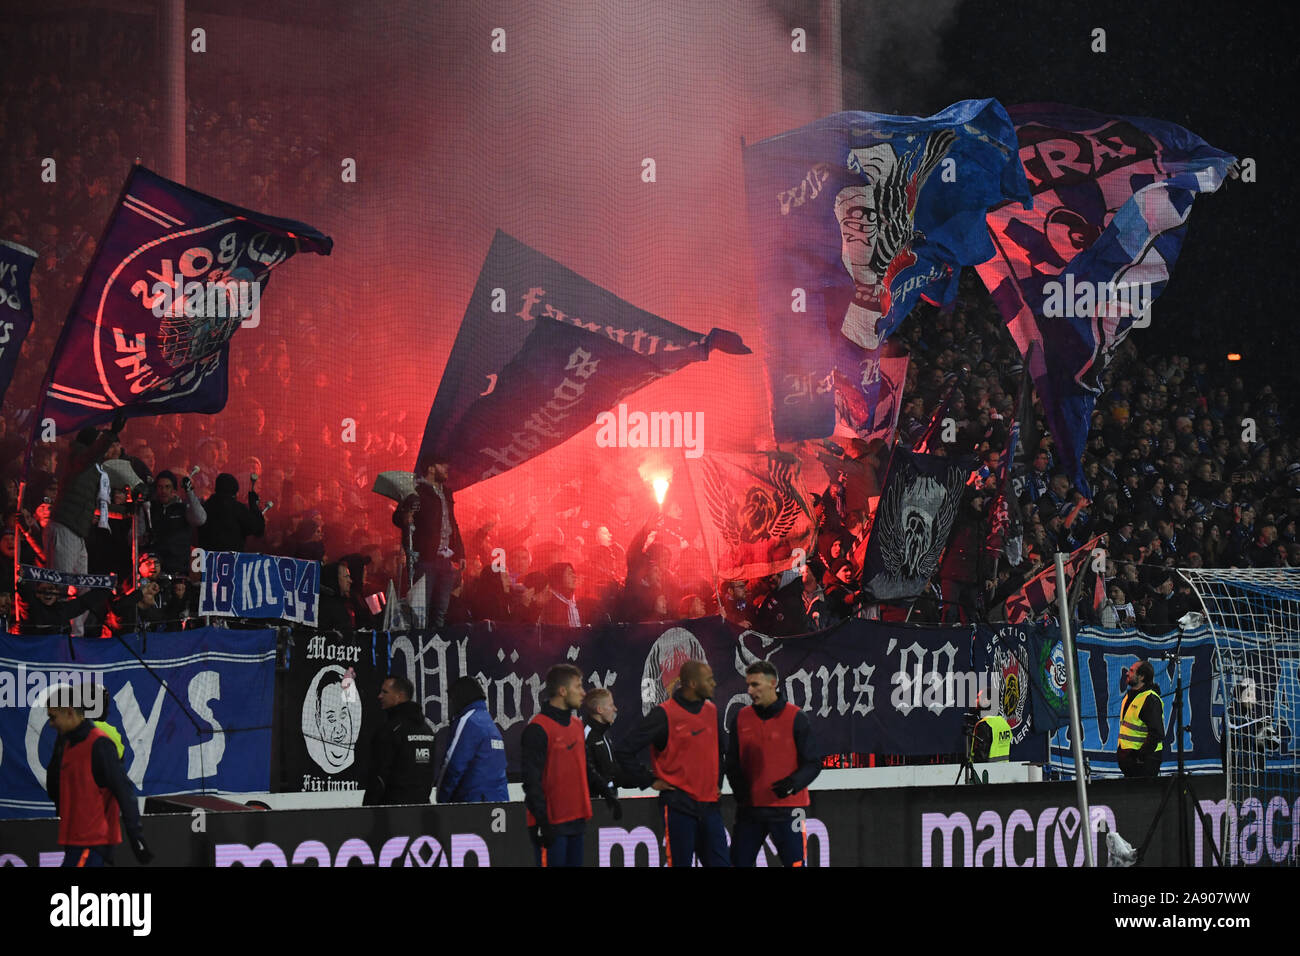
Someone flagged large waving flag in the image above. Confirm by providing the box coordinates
[418,231,749,490]
[38,166,332,433]
[743,99,1029,441]
[0,239,38,405]
[861,448,974,601]
[687,451,816,581]
[976,105,1235,494]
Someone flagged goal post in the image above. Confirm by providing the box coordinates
[1178,568,1300,865]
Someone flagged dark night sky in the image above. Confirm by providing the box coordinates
[844,0,1299,401]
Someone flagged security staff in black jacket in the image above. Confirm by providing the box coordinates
[363,675,436,805]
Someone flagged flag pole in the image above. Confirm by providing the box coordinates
[1054,549,1095,867]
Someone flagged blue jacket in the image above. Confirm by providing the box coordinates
[437,700,509,803]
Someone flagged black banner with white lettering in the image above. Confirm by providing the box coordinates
[0,239,37,406]
[385,616,1018,773]
[18,564,116,590]
[281,631,387,794]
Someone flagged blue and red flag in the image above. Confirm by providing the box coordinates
[37,165,332,434]
[832,338,909,450]
[976,104,1235,495]
[743,99,1029,441]
[0,239,38,406]
[1003,535,1104,625]
[417,231,750,490]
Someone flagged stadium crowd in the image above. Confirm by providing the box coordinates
[3,22,1297,638]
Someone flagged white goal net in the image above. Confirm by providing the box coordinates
[1180,568,1300,865]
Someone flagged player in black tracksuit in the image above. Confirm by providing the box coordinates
[581,687,622,812]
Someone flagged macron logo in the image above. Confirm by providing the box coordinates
[49,886,151,936]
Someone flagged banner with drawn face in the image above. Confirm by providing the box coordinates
[283,631,384,793]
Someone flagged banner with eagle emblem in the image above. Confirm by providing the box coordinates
[861,448,974,601]
[688,451,815,581]
[743,99,1029,441]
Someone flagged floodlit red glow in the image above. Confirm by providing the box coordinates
[4,2,846,602]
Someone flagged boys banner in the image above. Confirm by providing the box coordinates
[976,104,1235,494]
[417,231,749,491]
[743,100,1029,440]
[199,551,321,625]
[0,239,38,405]
[0,627,276,818]
[37,165,332,434]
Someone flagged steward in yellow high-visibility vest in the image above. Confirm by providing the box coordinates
[92,720,125,759]
[1117,660,1164,777]
[971,714,1012,762]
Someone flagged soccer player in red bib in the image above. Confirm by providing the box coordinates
[725,661,820,867]
[45,686,152,867]
[521,664,593,867]
[616,659,729,867]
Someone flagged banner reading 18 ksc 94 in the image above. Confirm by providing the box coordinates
[199,551,320,625]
